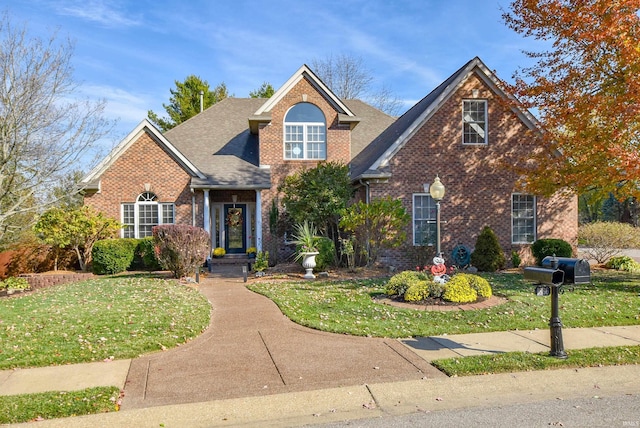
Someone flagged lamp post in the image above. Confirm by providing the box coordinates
[428,175,445,257]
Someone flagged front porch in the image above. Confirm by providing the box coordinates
[199,189,264,256]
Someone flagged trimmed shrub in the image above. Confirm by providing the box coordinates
[579,222,640,263]
[404,280,431,302]
[92,239,137,275]
[386,271,425,297]
[153,225,210,278]
[470,226,506,272]
[605,255,640,273]
[457,273,492,298]
[131,237,162,271]
[315,237,335,271]
[443,275,478,303]
[531,238,573,266]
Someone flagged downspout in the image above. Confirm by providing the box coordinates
[359,179,371,261]
[191,194,196,226]
[359,179,370,204]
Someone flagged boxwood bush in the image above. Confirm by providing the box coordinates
[131,237,161,271]
[92,239,138,275]
[531,238,573,266]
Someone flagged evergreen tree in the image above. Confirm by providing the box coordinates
[470,226,506,272]
[148,75,229,131]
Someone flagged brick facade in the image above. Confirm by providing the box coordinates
[368,73,578,269]
[83,131,195,230]
[83,64,578,270]
[257,76,352,257]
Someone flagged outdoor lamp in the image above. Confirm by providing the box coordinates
[428,175,445,257]
[429,175,445,201]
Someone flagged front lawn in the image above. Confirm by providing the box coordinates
[432,345,640,376]
[0,387,121,424]
[248,270,640,338]
[0,276,211,370]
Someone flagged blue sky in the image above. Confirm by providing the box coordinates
[7,0,542,149]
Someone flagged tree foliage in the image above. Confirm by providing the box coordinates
[279,162,353,237]
[249,81,275,98]
[503,1,640,199]
[33,206,120,271]
[148,75,229,131]
[339,197,410,267]
[0,12,112,246]
[311,53,402,116]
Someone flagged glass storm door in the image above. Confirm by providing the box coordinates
[224,204,246,254]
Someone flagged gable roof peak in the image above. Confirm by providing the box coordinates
[350,57,541,180]
[253,64,355,117]
[81,119,204,187]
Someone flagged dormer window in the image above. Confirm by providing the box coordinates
[284,103,326,160]
[462,100,487,145]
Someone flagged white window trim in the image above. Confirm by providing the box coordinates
[462,99,488,145]
[511,193,536,244]
[283,123,326,160]
[121,195,175,238]
[283,104,326,160]
[412,193,437,246]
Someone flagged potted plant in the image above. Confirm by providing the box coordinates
[246,247,257,258]
[212,247,226,258]
[291,221,320,279]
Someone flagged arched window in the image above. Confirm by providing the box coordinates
[121,192,175,238]
[284,103,326,160]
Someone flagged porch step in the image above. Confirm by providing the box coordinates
[209,255,250,265]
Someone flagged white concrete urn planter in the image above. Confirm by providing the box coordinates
[301,252,319,279]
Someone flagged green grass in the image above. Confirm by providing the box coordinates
[431,345,640,376]
[0,386,120,424]
[0,275,211,369]
[247,270,640,338]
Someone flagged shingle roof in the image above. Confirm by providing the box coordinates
[164,98,271,189]
[343,99,396,159]
[163,97,395,188]
[349,57,541,181]
[349,58,475,180]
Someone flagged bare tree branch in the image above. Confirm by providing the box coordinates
[311,53,401,116]
[0,12,114,245]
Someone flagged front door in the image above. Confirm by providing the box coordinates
[224,204,246,254]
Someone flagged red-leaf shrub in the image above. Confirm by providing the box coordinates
[152,225,210,278]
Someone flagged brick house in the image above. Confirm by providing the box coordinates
[81,57,577,269]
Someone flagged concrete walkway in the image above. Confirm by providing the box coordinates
[2,266,640,427]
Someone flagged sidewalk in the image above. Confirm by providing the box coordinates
[3,326,639,397]
[2,265,640,426]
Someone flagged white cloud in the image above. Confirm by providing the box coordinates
[54,0,142,28]
[80,84,151,134]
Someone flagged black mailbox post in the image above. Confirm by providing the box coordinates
[523,256,590,359]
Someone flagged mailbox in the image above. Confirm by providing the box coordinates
[523,267,565,286]
[541,257,591,285]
